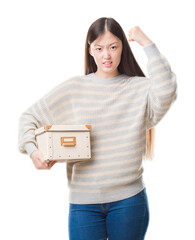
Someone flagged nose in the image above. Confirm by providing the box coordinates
[103,49,111,58]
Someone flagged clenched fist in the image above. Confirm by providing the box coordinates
[128,26,153,47]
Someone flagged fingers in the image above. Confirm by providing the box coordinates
[38,152,52,169]
[128,29,135,42]
[34,157,50,170]
[128,26,142,42]
[30,150,57,170]
[36,161,48,170]
[38,157,48,168]
[45,160,57,169]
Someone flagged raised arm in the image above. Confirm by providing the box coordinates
[128,26,178,129]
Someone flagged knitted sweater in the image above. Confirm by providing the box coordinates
[17,43,178,204]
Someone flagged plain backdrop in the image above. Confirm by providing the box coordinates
[0,0,194,239]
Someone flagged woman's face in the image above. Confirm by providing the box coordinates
[89,31,123,78]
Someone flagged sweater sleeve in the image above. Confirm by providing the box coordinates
[17,95,56,155]
[143,43,178,130]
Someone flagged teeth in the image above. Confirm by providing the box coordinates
[104,62,112,64]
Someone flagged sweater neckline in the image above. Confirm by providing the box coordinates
[89,72,126,84]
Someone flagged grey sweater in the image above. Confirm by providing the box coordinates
[18,43,178,204]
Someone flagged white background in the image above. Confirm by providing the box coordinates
[0,0,194,239]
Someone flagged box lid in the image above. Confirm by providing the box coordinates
[35,124,92,136]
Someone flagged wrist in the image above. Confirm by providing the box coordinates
[24,142,38,157]
[142,39,153,47]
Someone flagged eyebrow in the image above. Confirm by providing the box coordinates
[94,42,119,47]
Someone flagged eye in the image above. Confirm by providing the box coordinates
[111,46,117,49]
[96,48,101,51]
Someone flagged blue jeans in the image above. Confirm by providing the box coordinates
[68,187,150,240]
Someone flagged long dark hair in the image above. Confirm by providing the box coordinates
[84,17,155,160]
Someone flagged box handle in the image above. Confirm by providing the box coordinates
[61,136,76,146]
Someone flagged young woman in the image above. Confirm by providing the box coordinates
[18,17,177,240]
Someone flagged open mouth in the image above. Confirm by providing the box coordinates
[103,61,112,66]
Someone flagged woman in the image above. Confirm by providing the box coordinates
[18,17,177,240]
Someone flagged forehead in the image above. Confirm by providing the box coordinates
[92,31,121,46]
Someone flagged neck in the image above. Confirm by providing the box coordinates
[94,70,120,79]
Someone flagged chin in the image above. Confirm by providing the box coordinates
[102,67,115,72]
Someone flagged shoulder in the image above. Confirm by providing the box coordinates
[43,75,89,99]
[124,75,151,90]
[50,75,86,90]
[124,75,149,83]
[64,74,90,84]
